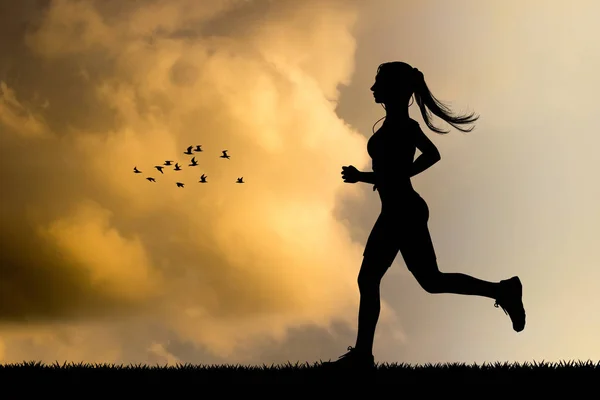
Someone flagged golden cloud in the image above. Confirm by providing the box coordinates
[0,0,403,364]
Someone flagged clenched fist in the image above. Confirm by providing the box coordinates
[341,165,361,183]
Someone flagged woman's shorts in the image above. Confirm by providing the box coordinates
[363,195,437,269]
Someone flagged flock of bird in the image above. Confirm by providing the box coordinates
[133,145,245,188]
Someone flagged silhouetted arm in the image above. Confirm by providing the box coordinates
[409,153,441,178]
[358,171,377,184]
[409,123,441,178]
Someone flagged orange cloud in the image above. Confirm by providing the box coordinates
[0,0,403,364]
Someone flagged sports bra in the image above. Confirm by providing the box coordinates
[367,118,419,179]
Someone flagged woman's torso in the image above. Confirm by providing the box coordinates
[367,117,423,212]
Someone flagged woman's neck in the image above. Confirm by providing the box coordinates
[384,103,410,121]
[385,112,411,123]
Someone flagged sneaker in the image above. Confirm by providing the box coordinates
[320,346,375,370]
[494,276,526,332]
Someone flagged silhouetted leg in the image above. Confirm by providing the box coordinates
[355,252,396,355]
[400,219,525,331]
[413,269,500,298]
[322,215,395,369]
[355,215,399,356]
[400,221,500,298]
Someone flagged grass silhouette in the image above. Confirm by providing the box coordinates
[1,360,599,385]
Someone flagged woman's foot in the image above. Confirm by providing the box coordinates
[320,346,375,370]
[494,276,526,332]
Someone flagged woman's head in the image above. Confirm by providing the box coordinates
[371,61,479,134]
[371,62,415,105]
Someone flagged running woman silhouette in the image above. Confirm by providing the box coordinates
[323,62,526,370]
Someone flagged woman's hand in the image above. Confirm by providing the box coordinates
[341,165,361,183]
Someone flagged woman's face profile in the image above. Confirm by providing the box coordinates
[370,70,411,104]
[370,75,384,103]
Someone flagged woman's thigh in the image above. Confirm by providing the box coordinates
[360,216,400,282]
[363,213,400,261]
[398,221,438,274]
[363,196,437,274]
[396,198,438,273]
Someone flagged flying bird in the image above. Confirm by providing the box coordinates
[146,177,156,182]
[194,145,203,152]
[189,157,198,166]
[164,160,174,166]
[184,146,194,155]
[174,163,182,171]
[154,166,164,174]
[236,177,244,183]
[133,166,142,173]
[176,182,185,188]
[199,174,207,183]
[220,150,230,159]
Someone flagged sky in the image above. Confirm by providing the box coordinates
[1,0,599,366]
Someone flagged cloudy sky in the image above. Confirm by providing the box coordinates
[1,0,599,366]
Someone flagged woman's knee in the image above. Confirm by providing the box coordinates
[358,274,380,293]
[409,264,443,294]
[357,257,391,290]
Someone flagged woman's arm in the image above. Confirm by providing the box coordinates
[409,153,441,178]
[358,171,377,184]
[409,123,441,177]
[359,155,440,185]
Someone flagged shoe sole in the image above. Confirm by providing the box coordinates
[510,277,525,332]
